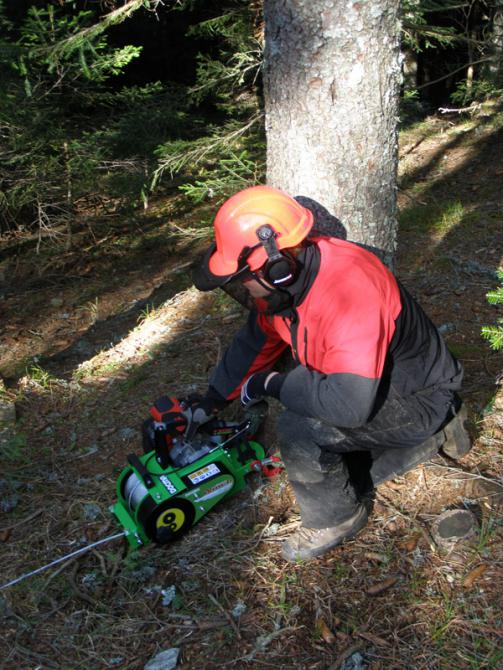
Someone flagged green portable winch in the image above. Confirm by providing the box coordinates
[112,397,280,549]
[0,399,283,592]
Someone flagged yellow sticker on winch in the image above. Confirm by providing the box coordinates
[156,507,185,532]
[188,463,220,484]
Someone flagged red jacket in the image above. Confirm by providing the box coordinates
[209,238,462,430]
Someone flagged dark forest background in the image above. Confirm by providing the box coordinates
[0,0,502,239]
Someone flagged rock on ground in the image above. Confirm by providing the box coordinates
[144,648,180,670]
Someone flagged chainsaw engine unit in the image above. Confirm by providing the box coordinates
[112,398,268,549]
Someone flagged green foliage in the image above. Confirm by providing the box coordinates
[26,363,58,390]
[400,89,426,125]
[0,2,149,233]
[45,0,151,67]
[0,0,264,233]
[6,4,142,100]
[482,268,503,351]
[179,150,262,203]
[451,78,503,106]
[401,1,459,52]
[187,7,262,111]
[151,1,264,200]
[152,112,265,200]
[401,1,503,115]
[1,0,501,238]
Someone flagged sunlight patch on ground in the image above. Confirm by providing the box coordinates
[433,201,465,239]
[72,287,208,384]
[398,106,503,188]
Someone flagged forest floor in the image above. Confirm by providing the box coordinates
[0,103,502,670]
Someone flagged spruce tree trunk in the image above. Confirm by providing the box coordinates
[263,0,401,264]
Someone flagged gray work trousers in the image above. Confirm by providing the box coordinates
[276,388,456,528]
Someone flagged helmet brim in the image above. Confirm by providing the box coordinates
[193,244,251,291]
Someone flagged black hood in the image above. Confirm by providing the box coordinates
[269,242,321,316]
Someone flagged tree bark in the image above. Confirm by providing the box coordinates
[263,0,402,264]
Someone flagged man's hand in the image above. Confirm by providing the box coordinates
[181,386,229,430]
[241,371,281,406]
[182,393,220,425]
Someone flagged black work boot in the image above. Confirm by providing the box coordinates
[281,504,368,562]
[440,402,471,460]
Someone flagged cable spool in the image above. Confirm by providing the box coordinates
[124,471,149,512]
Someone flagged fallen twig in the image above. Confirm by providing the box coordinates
[234,515,277,555]
[91,549,108,578]
[68,565,98,607]
[438,104,481,115]
[43,558,78,590]
[208,593,241,640]
[0,509,43,533]
[425,462,503,487]
[463,564,487,589]
[356,630,390,647]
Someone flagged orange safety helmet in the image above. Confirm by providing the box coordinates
[194,185,313,291]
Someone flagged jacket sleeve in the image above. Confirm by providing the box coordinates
[209,310,288,401]
[279,367,380,429]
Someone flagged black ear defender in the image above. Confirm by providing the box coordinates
[256,224,298,287]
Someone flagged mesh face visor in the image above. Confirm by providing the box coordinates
[220,279,255,310]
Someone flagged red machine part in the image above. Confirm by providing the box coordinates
[250,455,284,478]
[150,396,187,448]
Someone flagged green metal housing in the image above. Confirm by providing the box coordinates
[112,439,265,548]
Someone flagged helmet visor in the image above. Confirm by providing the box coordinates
[193,243,255,291]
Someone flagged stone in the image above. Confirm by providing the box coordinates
[118,427,140,441]
[231,600,247,619]
[161,585,176,607]
[0,401,16,425]
[341,652,367,670]
[438,323,456,335]
[81,573,99,592]
[74,340,94,356]
[0,494,19,513]
[0,596,14,620]
[130,565,156,582]
[144,648,180,670]
[83,503,101,521]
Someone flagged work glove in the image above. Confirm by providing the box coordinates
[240,371,284,406]
[181,387,229,436]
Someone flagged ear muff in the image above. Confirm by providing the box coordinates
[256,225,298,287]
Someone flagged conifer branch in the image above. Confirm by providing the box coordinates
[151,112,263,188]
[47,0,158,60]
[416,58,492,90]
